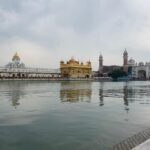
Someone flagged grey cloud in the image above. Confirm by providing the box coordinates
[0,0,150,70]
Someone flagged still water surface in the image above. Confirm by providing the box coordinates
[0,81,150,150]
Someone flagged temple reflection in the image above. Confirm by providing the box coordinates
[123,85,128,106]
[5,82,26,108]
[123,83,135,113]
[99,82,104,106]
[123,85,130,113]
[60,81,92,103]
[98,82,135,110]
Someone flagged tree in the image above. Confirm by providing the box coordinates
[108,69,127,80]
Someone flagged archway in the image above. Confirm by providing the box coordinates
[86,75,89,78]
[138,70,146,79]
[22,74,25,78]
[17,73,21,78]
[13,74,15,78]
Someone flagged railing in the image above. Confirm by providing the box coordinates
[0,66,60,74]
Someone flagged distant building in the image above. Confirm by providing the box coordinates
[60,57,92,78]
[130,61,150,80]
[0,52,60,79]
[93,53,121,78]
[123,50,150,80]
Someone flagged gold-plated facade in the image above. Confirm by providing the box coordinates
[60,57,92,78]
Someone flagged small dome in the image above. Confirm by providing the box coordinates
[12,52,20,61]
[87,60,91,65]
[70,57,75,62]
[128,58,135,66]
[20,63,25,68]
[138,62,144,66]
[60,60,64,64]
[69,57,79,64]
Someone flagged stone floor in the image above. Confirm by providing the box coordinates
[112,128,150,150]
[132,139,150,150]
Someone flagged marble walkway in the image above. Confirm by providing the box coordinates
[112,128,150,150]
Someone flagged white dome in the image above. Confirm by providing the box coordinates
[138,62,144,66]
[128,58,135,66]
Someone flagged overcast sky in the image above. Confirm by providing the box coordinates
[0,0,150,70]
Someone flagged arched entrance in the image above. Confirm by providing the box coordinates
[138,70,146,79]
[17,73,21,78]
[13,74,15,78]
[86,75,89,78]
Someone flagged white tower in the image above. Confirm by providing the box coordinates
[99,54,103,74]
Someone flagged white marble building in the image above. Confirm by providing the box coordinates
[128,58,150,80]
[0,53,60,79]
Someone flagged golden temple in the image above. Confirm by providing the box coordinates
[60,57,92,78]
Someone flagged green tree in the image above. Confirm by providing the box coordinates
[108,69,127,80]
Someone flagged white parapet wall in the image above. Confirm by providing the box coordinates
[0,66,61,78]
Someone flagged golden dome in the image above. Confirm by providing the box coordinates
[60,60,64,64]
[87,60,91,63]
[12,52,20,61]
[70,56,75,62]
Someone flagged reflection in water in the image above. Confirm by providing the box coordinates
[6,82,26,108]
[123,83,136,113]
[11,94,20,108]
[123,86,128,106]
[123,85,130,113]
[1,81,150,150]
[98,82,135,111]
[1,81,26,108]
[60,82,92,103]
[99,83,104,106]
[128,87,134,103]
[0,81,53,126]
